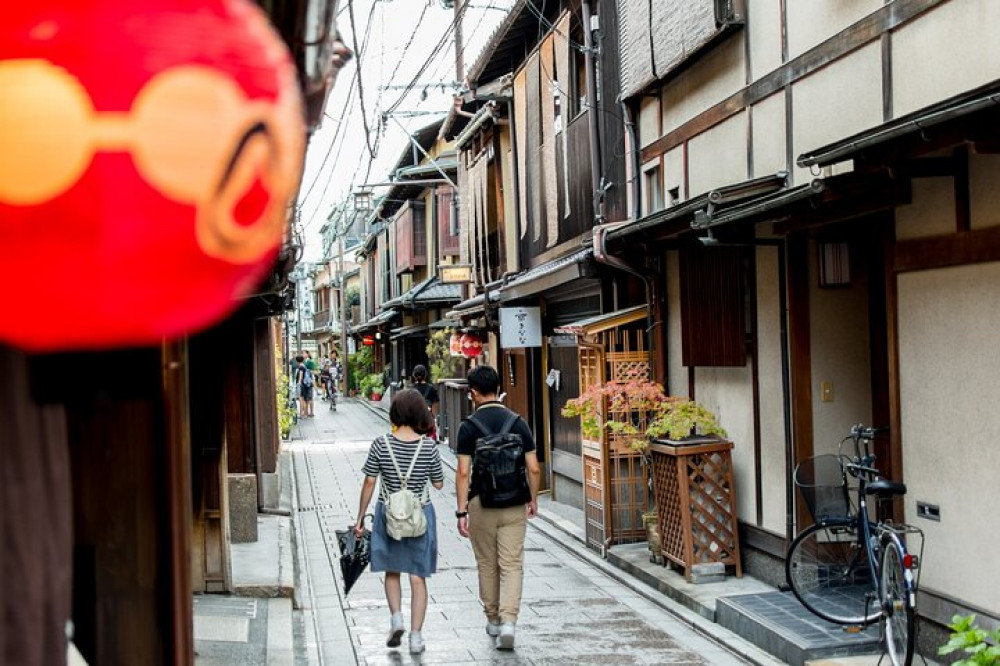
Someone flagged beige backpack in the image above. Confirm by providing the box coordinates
[381,435,429,540]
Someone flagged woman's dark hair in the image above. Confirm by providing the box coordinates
[466,364,500,395]
[412,365,428,382]
[390,388,435,434]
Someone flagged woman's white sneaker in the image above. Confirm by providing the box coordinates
[386,613,405,648]
[409,631,426,654]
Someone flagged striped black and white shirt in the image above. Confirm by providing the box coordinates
[362,434,444,504]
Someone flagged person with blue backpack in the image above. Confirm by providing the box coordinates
[454,365,541,651]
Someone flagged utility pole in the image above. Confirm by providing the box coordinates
[454,0,465,86]
[339,229,348,392]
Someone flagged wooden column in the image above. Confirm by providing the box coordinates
[0,346,72,666]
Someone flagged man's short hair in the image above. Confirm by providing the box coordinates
[412,364,428,381]
[390,388,435,434]
[467,365,500,395]
[294,355,304,363]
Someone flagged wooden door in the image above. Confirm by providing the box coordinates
[578,342,609,553]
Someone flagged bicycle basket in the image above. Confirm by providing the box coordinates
[794,454,850,521]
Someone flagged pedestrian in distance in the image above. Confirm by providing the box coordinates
[411,364,439,440]
[455,365,541,650]
[295,355,315,418]
[354,389,444,655]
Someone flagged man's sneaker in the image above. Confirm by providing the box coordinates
[496,622,515,650]
[485,621,501,637]
[409,631,425,654]
[386,613,404,648]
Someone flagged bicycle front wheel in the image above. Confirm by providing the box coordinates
[880,536,915,666]
[786,520,881,625]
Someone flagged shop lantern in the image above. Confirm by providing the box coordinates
[449,331,463,357]
[362,334,375,346]
[460,332,483,359]
[0,0,305,351]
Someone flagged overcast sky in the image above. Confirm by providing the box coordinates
[295,0,514,261]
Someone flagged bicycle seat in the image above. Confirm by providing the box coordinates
[865,479,906,497]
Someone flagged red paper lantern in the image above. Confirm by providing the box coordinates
[460,332,483,359]
[449,331,463,357]
[362,334,374,347]
[0,0,305,351]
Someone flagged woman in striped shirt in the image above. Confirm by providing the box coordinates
[354,388,444,654]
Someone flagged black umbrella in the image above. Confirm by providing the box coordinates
[335,524,371,596]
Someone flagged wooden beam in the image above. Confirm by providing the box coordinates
[786,233,813,531]
[893,225,1000,273]
[640,0,948,164]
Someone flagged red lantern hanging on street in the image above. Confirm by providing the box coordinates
[0,0,305,351]
[362,334,375,347]
[460,332,483,359]
[449,331,463,357]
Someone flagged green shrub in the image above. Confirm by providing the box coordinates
[276,373,297,438]
[426,329,465,383]
[359,373,385,398]
[940,615,1000,665]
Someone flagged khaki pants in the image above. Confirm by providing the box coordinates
[467,496,527,624]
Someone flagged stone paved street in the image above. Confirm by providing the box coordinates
[288,398,757,666]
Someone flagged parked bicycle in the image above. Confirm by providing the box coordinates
[786,424,923,666]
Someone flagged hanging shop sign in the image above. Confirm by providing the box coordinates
[439,264,473,284]
[0,0,305,351]
[499,307,542,348]
[362,335,375,346]
[449,331,463,357]
[460,332,483,359]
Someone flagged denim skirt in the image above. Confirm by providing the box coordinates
[370,501,438,578]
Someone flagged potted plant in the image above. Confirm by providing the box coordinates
[360,372,385,401]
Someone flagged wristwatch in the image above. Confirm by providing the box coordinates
[455,510,468,518]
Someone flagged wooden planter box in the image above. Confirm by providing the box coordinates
[649,437,742,581]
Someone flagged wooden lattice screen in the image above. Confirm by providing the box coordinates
[605,326,650,544]
[578,344,606,552]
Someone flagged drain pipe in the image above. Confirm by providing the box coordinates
[621,101,640,224]
[581,0,604,222]
[593,225,661,380]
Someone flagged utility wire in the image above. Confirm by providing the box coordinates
[348,0,378,161]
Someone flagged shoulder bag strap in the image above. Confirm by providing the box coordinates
[381,434,404,501]
[466,412,490,438]
[499,411,520,435]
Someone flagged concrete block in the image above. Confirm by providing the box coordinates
[229,474,258,544]
[259,471,280,512]
[690,562,726,584]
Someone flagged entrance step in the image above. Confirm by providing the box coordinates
[716,591,880,666]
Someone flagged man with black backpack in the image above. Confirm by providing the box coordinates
[455,365,541,651]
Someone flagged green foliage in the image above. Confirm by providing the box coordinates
[561,377,726,452]
[426,329,465,383]
[939,615,1000,665]
[349,346,375,392]
[359,372,385,398]
[345,285,361,306]
[276,373,297,439]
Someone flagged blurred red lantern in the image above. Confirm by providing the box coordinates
[362,335,374,346]
[449,331,462,357]
[460,332,482,359]
[0,0,305,351]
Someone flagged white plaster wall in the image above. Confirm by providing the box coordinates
[756,246,788,534]
[664,251,687,398]
[892,0,1000,117]
[688,112,748,197]
[638,95,660,149]
[748,0,782,80]
[897,262,1000,614]
[660,34,746,137]
[786,0,881,60]
[809,240,872,455]
[695,366,756,528]
[751,91,787,179]
[791,42,882,185]
[970,153,1000,231]
[894,178,956,240]
[663,146,684,202]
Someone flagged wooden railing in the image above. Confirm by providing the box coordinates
[438,379,470,451]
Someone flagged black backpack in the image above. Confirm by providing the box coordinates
[467,411,531,508]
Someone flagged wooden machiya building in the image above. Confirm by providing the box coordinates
[449,0,658,548]
[607,0,1000,638]
[0,2,344,663]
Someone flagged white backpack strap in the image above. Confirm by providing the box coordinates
[381,434,404,501]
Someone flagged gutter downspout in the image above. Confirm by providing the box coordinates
[582,0,604,223]
[621,101,640,223]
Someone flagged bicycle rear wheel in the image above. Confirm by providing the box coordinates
[880,536,915,666]
[786,520,881,625]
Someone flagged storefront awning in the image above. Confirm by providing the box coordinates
[553,305,648,336]
[799,80,1000,168]
[606,172,789,243]
[446,291,500,320]
[429,318,461,329]
[383,277,462,310]
[499,249,595,302]
[390,324,429,341]
[350,308,398,334]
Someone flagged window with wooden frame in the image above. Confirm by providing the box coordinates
[643,164,663,215]
[679,246,747,367]
[394,201,427,274]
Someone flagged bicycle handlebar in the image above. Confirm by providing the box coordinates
[843,462,880,476]
[850,424,888,440]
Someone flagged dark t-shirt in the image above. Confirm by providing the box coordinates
[456,402,536,501]
[414,382,439,406]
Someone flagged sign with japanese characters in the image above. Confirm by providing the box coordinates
[499,307,541,348]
